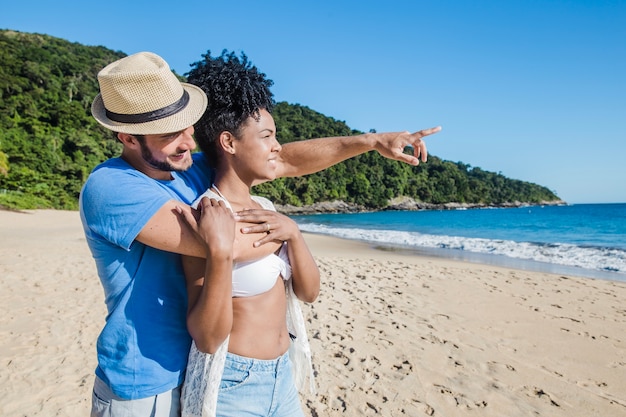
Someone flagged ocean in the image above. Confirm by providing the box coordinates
[292,203,626,282]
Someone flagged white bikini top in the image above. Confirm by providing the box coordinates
[192,187,292,297]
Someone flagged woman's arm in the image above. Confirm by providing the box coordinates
[183,255,233,353]
[176,197,236,353]
[285,231,320,303]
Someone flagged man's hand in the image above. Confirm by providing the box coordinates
[374,126,442,166]
[175,197,235,257]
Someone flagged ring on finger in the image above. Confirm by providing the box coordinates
[266,223,271,232]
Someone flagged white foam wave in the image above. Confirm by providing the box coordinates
[298,223,626,275]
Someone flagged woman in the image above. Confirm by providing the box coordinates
[178,51,319,417]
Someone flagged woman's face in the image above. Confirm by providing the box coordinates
[234,108,282,182]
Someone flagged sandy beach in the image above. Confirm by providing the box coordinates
[1,210,625,417]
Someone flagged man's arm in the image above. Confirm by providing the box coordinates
[136,200,208,258]
[136,200,279,260]
[275,126,441,178]
[137,126,442,257]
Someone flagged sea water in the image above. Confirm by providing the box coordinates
[292,203,626,282]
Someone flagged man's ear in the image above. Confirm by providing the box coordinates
[220,131,236,155]
[117,132,138,147]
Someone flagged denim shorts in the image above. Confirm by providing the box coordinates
[91,375,180,417]
[216,351,305,417]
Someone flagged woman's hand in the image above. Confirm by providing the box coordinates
[235,209,300,247]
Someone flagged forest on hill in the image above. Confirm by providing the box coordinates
[0,29,562,211]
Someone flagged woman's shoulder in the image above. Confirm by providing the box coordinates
[251,195,275,211]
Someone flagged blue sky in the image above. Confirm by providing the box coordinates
[2,0,625,203]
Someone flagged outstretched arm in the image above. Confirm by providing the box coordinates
[275,126,442,178]
[136,126,441,259]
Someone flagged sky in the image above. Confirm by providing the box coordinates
[2,0,625,204]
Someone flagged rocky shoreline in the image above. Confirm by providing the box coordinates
[276,197,568,215]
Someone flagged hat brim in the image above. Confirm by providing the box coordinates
[91,83,208,135]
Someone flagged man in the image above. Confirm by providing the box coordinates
[80,51,440,416]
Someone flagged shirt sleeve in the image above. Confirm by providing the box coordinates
[80,163,173,250]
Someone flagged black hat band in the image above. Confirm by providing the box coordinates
[105,90,190,124]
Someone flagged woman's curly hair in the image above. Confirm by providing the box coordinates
[186,50,275,166]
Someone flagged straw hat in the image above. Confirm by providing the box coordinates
[91,52,207,135]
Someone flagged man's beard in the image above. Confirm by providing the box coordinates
[138,140,187,172]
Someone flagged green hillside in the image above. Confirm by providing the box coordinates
[0,29,562,211]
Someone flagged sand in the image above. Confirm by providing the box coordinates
[1,210,625,417]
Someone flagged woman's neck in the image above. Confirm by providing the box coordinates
[212,173,255,209]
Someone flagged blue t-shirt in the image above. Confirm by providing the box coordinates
[79,153,213,399]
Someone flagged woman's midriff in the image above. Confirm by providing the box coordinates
[228,277,291,359]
